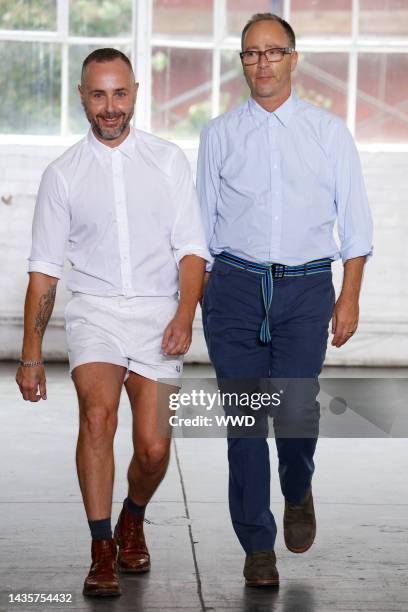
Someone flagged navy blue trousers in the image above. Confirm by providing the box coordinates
[202,258,335,554]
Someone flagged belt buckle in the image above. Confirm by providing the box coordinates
[271,263,285,279]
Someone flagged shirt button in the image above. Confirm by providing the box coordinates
[273,164,278,169]
[274,216,279,221]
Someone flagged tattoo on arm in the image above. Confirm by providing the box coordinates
[34,285,56,338]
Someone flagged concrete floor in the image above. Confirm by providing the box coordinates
[1,362,407,612]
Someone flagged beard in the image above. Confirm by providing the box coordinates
[83,103,134,141]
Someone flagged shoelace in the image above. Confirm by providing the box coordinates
[126,525,138,539]
[123,520,145,544]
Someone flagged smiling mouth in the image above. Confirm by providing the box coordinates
[99,116,123,125]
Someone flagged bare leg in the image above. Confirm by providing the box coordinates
[72,362,127,520]
[124,373,175,506]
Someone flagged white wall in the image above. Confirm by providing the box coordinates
[0,141,406,365]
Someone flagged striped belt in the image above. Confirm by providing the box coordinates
[215,251,333,344]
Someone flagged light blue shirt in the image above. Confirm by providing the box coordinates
[197,90,373,270]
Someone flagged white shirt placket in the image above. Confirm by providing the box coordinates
[111,150,133,295]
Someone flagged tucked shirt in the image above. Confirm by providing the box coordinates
[197,90,373,271]
[28,126,211,296]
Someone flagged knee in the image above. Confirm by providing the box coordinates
[79,404,118,443]
[134,443,169,475]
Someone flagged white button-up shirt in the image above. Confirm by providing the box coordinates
[28,126,211,296]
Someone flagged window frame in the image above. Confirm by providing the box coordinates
[0,0,407,150]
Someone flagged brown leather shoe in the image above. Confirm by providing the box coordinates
[114,507,151,573]
[83,538,121,597]
[284,487,316,553]
[244,551,279,587]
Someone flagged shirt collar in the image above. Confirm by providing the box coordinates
[248,89,297,127]
[87,124,136,160]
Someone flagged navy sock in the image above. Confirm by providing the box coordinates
[88,517,112,540]
[124,496,146,517]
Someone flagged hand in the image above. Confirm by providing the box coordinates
[161,310,193,356]
[16,365,47,402]
[331,295,359,348]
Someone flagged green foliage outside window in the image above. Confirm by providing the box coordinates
[0,0,56,31]
[69,0,132,37]
[0,41,61,134]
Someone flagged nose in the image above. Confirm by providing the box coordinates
[105,95,115,113]
[258,52,269,68]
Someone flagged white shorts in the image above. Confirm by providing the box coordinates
[64,292,183,383]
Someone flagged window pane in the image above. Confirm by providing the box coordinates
[0,41,61,134]
[291,0,352,36]
[0,0,56,31]
[359,0,408,36]
[69,0,132,37]
[227,0,280,38]
[151,47,212,138]
[294,53,348,121]
[220,50,248,114]
[356,53,408,143]
[68,44,131,134]
[153,0,213,40]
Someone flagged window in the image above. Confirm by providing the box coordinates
[0,0,407,145]
[151,46,212,138]
[0,0,57,31]
[0,40,61,135]
[0,0,133,137]
[290,0,352,36]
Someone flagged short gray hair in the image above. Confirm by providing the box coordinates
[241,13,296,50]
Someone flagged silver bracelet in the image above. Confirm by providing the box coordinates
[19,359,44,367]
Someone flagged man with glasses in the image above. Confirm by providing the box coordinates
[198,13,373,586]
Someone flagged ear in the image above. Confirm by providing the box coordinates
[134,82,139,99]
[290,51,298,73]
[78,83,84,101]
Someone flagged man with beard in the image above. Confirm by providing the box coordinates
[16,48,210,597]
[198,14,373,586]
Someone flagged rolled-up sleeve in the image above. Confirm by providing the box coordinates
[334,121,374,263]
[170,147,212,267]
[196,123,222,272]
[28,164,70,279]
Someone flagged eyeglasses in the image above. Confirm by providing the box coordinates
[240,47,294,66]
